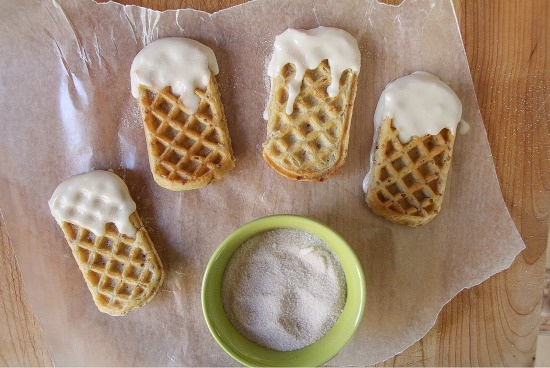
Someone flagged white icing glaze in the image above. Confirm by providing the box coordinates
[374,71,462,143]
[363,71,462,193]
[264,26,361,118]
[130,37,219,114]
[362,163,373,193]
[458,119,470,135]
[48,170,137,237]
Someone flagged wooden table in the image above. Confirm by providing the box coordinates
[1,0,548,366]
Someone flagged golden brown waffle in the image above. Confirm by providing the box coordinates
[58,212,164,316]
[365,118,456,226]
[262,60,358,182]
[137,74,235,191]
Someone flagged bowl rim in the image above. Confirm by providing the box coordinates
[201,214,367,367]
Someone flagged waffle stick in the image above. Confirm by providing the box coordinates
[58,212,164,316]
[263,60,358,182]
[365,118,455,226]
[137,73,235,191]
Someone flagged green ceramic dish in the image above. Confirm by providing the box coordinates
[201,214,366,367]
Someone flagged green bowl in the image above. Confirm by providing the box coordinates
[201,214,366,367]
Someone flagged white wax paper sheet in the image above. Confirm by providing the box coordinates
[0,0,525,365]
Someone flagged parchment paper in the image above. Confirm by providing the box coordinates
[0,0,525,365]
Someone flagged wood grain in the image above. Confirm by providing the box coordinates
[0,0,548,366]
[0,211,51,366]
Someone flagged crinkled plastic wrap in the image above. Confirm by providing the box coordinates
[0,0,525,365]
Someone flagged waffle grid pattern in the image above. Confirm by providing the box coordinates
[366,119,455,226]
[139,79,234,190]
[60,213,163,315]
[263,60,357,181]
